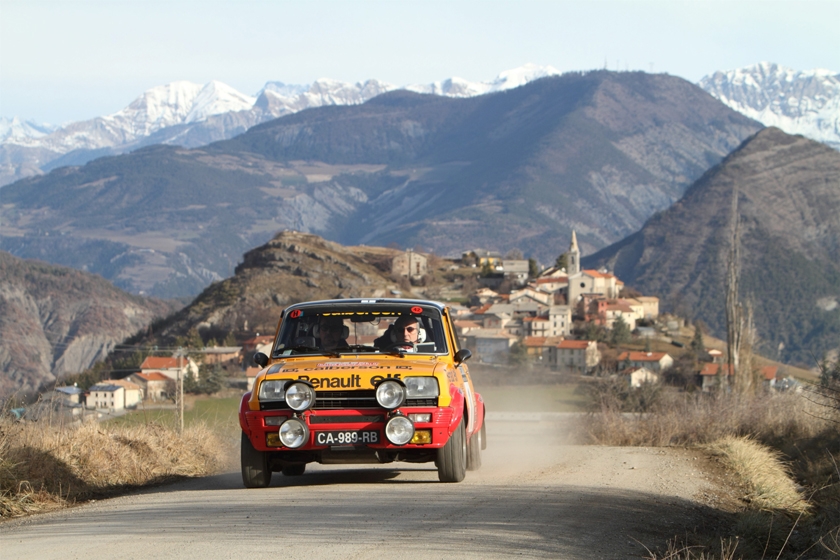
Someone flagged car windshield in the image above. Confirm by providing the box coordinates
[272,303,448,357]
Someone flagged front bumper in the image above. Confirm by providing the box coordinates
[241,405,458,453]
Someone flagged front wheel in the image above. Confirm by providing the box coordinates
[241,432,271,488]
[436,418,466,482]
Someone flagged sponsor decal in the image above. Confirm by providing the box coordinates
[317,362,377,368]
[297,374,361,389]
[370,373,402,385]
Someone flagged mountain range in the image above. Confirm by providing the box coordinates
[0,71,761,298]
[0,64,562,187]
[584,127,840,364]
[5,62,836,190]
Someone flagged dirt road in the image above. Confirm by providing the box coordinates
[0,413,727,559]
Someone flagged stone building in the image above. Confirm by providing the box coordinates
[391,250,428,279]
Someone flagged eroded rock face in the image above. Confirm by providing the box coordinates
[0,251,173,396]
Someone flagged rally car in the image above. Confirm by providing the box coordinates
[239,298,486,487]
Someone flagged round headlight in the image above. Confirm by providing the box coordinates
[285,382,315,411]
[279,418,309,448]
[376,380,406,410]
[385,415,415,446]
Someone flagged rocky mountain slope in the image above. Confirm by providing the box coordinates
[145,230,408,345]
[0,251,175,397]
[700,62,840,150]
[0,71,761,298]
[584,127,840,364]
[0,65,561,187]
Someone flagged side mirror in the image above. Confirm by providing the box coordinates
[254,352,269,368]
[454,349,472,364]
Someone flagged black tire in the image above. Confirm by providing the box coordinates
[480,417,487,450]
[466,422,482,471]
[281,463,306,476]
[436,418,467,482]
[241,432,271,488]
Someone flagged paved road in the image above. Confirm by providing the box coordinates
[0,414,723,559]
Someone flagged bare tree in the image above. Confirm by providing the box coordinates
[725,187,741,392]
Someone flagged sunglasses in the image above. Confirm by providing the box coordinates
[398,326,417,333]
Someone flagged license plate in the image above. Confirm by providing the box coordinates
[315,430,379,445]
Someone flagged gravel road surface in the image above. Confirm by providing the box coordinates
[0,413,726,559]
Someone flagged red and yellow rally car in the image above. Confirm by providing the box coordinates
[239,298,486,487]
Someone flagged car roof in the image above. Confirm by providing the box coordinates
[286,298,447,313]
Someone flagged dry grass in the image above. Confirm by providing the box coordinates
[577,389,840,558]
[579,391,828,448]
[706,436,808,514]
[0,418,229,519]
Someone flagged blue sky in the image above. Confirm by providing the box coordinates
[2,0,839,124]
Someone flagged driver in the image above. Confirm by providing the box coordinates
[318,316,348,350]
[389,315,420,352]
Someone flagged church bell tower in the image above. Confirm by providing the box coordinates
[567,230,580,276]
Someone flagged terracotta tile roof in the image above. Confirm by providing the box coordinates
[618,351,669,362]
[134,372,170,382]
[140,356,180,370]
[700,363,734,376]
[473,303,493,314]
[700,363,719,376]
[761,365,779,381]
[557,340,591,350]
[535,277,568,284]
[523,336,548,347]
[582,269,614,279]
[104,379,141,390]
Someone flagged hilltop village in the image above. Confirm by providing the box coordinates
[31,230,790,422]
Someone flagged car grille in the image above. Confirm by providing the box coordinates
[259,390,438,411]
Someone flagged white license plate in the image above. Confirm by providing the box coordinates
[315,430,379,445]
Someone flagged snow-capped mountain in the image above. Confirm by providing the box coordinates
[406,63,561,97]
[8,80,256,153]
[255,78,396,118]
[700,62,840,150]
[0,64,567,186]
[0,117,57,143]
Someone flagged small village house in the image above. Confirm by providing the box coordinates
[201,346,242,365]
[550,339,601,373]
[391,250,428,278]
[699,362,734,392]
[623,366,659,388]
[140,355,199,381]
[88,383,125,411]
[129,371,171,401]
[617,351,674,372]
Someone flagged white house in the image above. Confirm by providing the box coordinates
[623,366,659,388]
[88,384,125,411]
